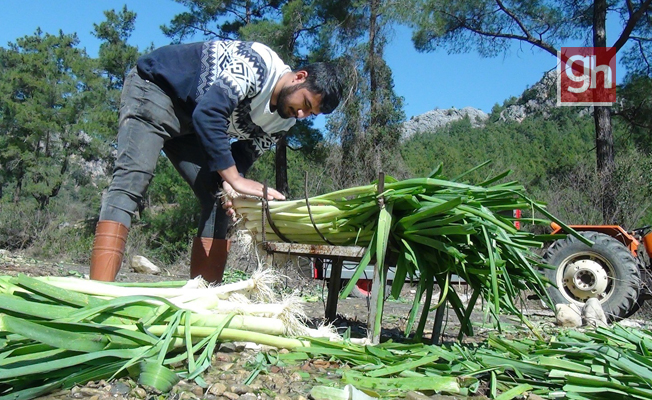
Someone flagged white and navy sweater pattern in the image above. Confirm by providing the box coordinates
[137,40,295,174]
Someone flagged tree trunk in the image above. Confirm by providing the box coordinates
[13,165,23,204]
[368,0,379,112]
[593,0,617,224]
[13,180,22,204]
[275,135,289,197]
[594,106,616,222]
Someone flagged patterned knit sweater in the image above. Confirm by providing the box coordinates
[137,40,296,174]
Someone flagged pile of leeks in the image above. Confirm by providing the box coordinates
[233,163,576,339]
[3,271,651,400]
[302,323,652,400]
[0,272,312,400]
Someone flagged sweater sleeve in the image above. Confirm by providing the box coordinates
[192,63,260,172]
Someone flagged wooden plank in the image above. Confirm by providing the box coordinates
[263,242,366,260]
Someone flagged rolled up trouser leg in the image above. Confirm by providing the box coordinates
[90,220,129,282]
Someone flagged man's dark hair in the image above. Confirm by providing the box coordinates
[297,62,344,115]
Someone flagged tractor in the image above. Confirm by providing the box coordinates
[542,223,652,320]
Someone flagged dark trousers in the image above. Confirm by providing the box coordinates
[99,68,229,239]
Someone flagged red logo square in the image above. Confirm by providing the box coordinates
[557,47,616,106]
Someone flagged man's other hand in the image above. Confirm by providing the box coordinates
[230,176,285,201]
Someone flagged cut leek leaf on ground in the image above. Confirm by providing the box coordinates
[297,324,652,400]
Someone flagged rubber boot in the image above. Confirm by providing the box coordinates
[89,220,129,282]
[190,238,231,284]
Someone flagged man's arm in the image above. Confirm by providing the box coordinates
[192,69,285,200]
[192,80,238,172]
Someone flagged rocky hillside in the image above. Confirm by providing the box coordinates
[402,107,489,140]
[498,69,559,122]
[402,68,559,139]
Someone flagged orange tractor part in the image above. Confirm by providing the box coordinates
[645,232,652,259]
[549,222,645,257]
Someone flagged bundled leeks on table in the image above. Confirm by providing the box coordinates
[233,163,577,339]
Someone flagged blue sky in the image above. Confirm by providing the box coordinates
[0,1,623,121]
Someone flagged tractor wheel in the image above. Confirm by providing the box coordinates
[543,231,641,321]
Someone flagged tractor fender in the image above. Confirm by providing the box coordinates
[550,222,640,257]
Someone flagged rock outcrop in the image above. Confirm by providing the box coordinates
[401,106,489,140]
[401,68,575,139]
[499,69,558,122]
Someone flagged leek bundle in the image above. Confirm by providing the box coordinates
[0,273,314,400]
[233,163,573,339]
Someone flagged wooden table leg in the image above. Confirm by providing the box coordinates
[325,257,343,322]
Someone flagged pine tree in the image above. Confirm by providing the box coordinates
[0,30,109,209]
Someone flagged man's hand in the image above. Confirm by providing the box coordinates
[230,176,286,200]
[221,179,285,221]
[219,165,286,201]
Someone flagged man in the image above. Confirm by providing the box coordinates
[90,40,344,283]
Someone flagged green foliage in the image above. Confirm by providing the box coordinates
[404,0,571,57]
[616,74,652,154]
[0,183,100,259]
[401,0,652,223]
[0,30,112,209]
[401,108,596,187]
[402,0,650,59]
[0,200,41,250]
[162,0,285,43]
[248,142,336,197]
[92,6,140,90]
[222,268,250,284]
[400,104,652,228]
[611,146,652,227]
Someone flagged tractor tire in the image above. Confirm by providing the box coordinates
[543,231,641,321]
